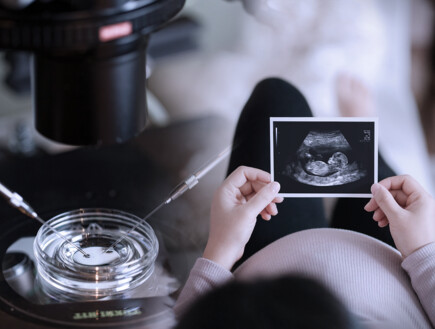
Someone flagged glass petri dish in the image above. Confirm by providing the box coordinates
[33,208,159,302]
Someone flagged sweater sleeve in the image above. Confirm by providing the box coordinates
[173,257,234,319]
[401,242,435,327]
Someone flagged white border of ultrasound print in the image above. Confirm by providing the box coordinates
[270,117,378,198]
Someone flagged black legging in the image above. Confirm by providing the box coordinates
[227,78,396,265]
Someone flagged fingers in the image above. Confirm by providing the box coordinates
[378,175,426,198]
[372,208,389,227]
[390,189,411,207]
[372,208,385,221]
[227,166,271,191]
[364,197,378,212]
[365,175,424,216]
[370,183,404,220]
[245,187,283,220]
[365,189,409,212]
[256,200,281,221]
[260,210,272,221]
[258,202,279,221]
[265,202,278,216]
[240,180,268,198]
[240,179,285,201]
[377,218,389,228]
[364,180,409,228]
[245,181,281,218]
[224,166,282,220]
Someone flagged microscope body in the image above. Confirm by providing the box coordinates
[0,0,185,145]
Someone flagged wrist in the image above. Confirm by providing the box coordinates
[203,243,240,271]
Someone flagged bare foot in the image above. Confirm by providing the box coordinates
[335,73,376,117]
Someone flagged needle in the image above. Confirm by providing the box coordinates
[0,182,90,258]
[102,145,232,254]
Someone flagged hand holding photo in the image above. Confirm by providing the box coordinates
[270,118,378,197]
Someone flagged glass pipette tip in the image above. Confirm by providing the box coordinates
[0,182,89,258]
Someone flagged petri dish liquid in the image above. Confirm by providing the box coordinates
[34,209,159,302]
[73,247,120,266]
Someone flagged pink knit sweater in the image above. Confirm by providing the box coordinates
[175,228,435,329]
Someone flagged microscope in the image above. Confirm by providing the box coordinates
[0,0,185,145]
[0,1,197,328]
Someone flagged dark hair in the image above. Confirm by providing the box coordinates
[176,275,358,329]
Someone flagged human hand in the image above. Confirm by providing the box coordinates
[364,175,435,257]
[203,166,283,270]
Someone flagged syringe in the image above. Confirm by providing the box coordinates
[103,145,232,254]
[0,182,90,257]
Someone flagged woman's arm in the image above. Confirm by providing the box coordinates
[174,166,282,317]
[401,242,435,327]
[365,174,435,258]
[365,175,435,325]
[203,166,282,270]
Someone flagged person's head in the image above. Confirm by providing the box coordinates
[176,275,360,329]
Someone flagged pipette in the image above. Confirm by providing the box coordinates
[103,145,232,254]
[0,182,90,257]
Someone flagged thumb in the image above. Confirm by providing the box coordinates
[245,181,280,217]
[371,183,404,220]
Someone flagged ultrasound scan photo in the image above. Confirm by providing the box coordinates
[270,118,377,197]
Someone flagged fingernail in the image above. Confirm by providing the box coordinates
[363,201,370,210]
[270,182,280,193]
[371,183,380,196]
[271,203,278,215]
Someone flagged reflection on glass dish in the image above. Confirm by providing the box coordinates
[34,209,159,302]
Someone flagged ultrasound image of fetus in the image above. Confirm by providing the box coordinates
[304,151,348,176]
[284,130,367,186]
